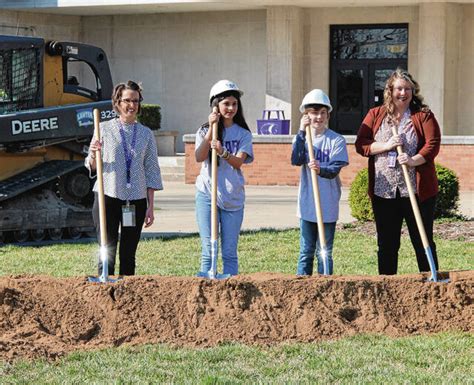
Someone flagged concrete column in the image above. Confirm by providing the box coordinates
[266,7,304,133]
[443,4,462,135]
[417,3,451,133]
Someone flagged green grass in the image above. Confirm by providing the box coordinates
[0,227,471,277]
[1,334,472,384]
[0,225,472,383]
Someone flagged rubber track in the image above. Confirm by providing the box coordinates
[0,160,85,202]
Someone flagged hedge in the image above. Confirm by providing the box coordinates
[138,104,161,130]
[349,163,460,221]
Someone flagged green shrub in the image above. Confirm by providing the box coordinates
[138,104,161,130]
[434,163,459,218]
[348,164,460,221]
[349,168,374,221]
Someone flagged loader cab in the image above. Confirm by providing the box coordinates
[44,39,113,107]
[0,35,113,114]
[0,35,44,115]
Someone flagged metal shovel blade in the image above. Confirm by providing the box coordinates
[196,271,231,279]
[87,276,121,283]
[87,245,121,283]
[424,246,449,283]
[320,246,330,276]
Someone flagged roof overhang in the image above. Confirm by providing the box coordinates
[1,0,472,16]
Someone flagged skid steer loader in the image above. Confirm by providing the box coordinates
[0,35,115,243]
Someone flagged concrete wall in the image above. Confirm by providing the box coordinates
[0,9,81,40]
[265,7,304,130]
[80,11,267,152]
[458,4,474,135]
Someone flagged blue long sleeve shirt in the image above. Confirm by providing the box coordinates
[291,130,348,179]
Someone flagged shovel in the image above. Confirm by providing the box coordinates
[88,109,119,283]
[197,107,230,279]
[390,126,446,283]
[305,124,330,275]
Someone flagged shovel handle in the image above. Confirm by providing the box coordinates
[305,124,326,249]
[390,127,430,249]
[211,107,218,244]
[93,109,108,248]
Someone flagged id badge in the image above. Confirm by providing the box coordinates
[388,151,397,168]
[122,204,136,227]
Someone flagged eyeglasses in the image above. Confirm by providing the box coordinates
[120,98,140,105]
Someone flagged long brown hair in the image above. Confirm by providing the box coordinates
[112,80,144,114]
[383,68,429,122]
[204,90,250,166]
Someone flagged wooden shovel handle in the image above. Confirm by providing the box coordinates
[305,124,326,248]
[211,107,218,243]
[93,109,107,247]
[390,126,430,248]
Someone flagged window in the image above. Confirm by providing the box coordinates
[63,58,100,100]
[0,47,41,114]
[332,26,408,60]
[329,24,408,134]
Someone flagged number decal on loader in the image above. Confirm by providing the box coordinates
[101,110,117,120]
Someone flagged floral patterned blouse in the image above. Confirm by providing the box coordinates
[374,109,418,199]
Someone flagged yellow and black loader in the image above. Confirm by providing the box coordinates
[0,35,115,242]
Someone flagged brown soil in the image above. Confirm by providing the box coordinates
[1,271,472,362]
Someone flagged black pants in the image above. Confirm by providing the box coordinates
[372,191,438,275]
[93,194,147,276]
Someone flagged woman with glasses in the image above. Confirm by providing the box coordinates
[86,80,163,276]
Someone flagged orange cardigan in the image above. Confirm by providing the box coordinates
[355,106,441,202]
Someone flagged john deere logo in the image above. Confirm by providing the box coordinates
[76,108,93,127]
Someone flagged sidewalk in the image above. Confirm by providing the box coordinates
[144,182,473,237]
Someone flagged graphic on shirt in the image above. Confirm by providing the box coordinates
[292,129,349,223]
[224,140,239,154]
[195,124,253,211]
[316,148,330,163]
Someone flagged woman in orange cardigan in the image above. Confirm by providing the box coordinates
[355,68,441,275]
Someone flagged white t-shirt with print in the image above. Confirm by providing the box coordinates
[195,123,253,211]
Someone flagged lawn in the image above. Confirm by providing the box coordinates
[0,226,472,384]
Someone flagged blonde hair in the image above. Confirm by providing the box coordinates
[383,68,429,122]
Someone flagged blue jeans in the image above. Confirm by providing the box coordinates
[297,219,336,275]
[195,191,244,276]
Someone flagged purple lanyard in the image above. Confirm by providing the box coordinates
[118,121,138,188]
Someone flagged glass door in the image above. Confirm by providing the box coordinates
[329,24,408,134]
[369,62,407,108]
[330,64,366,134]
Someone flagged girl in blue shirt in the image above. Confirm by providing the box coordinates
[195,80,254,276]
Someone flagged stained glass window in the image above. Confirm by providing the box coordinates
[332,27,408,60]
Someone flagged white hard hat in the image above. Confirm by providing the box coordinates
[209,79,243,105]
[299,89,332,113]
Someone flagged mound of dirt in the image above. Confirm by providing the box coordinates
[0,271,472,362]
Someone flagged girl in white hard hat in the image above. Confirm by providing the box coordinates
[291,89,349,275]
[195,80,254,276]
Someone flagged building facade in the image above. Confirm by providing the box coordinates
[1,1,472,151]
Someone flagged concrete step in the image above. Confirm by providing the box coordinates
[159,155,185,182]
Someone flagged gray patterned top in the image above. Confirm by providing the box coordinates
[85,118,163,201]
[374,110,418,199]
